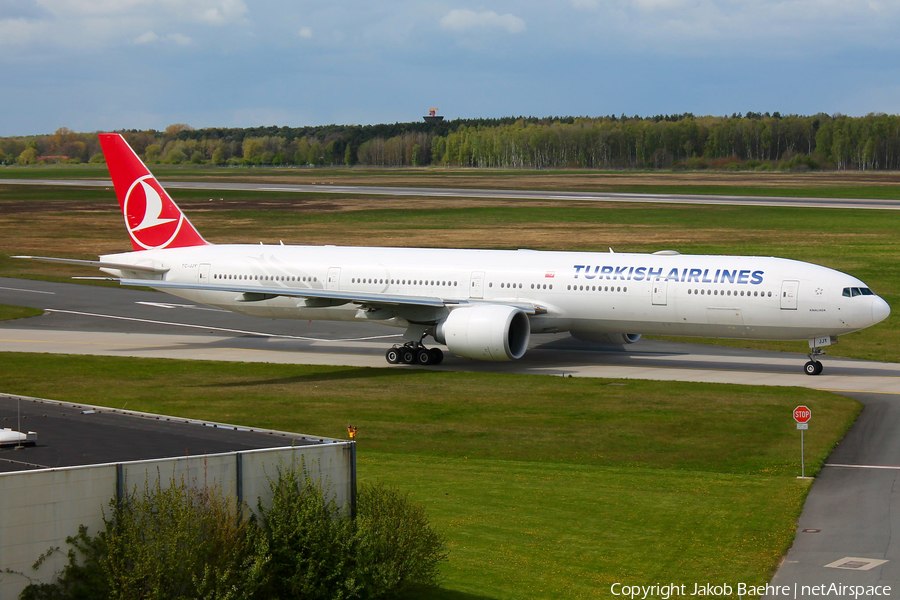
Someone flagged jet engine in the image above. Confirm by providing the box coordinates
[570,331,642,344]
[434,305,531,361]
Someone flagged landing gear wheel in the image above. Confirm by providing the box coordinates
[416,349,433,365]
[429,348,444,365]
[804,360,823,376]
[401,349,416,364]
[385,348,400,364]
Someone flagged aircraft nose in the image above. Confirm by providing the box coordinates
[873,297,891,324]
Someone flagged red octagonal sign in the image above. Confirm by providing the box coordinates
[794,405,812,423]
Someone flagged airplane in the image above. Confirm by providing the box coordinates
[15,133,891,375]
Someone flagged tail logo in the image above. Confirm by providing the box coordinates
[123,175,185,250]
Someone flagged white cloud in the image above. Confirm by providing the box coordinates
[35,0,247,23]
[0,0,247,53]
[167,33,192,45]
[440,9,526,34]
[298,26,312,38]
[134,31,158,44]
[133,30,191,46]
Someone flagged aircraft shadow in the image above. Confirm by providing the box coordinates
[206,366,429,388]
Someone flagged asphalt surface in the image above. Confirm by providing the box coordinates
[4,276,900,589]
[2,177,900,210]
[0,393,323,474]
[766,391,900,595]
[2,277,900,390]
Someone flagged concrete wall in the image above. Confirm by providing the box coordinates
[0,443,353,599]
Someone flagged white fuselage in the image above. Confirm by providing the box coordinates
[102,244,889,343]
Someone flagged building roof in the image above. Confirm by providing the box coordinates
[0,393,336,474]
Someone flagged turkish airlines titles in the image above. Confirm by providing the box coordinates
[573,265,765,285]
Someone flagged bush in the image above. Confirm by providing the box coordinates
[19,525,109,600]
[259,463,448,599]
[102,475,267,599]
[355,483,448,598]
[259,463,358,599]
[21,466,447,600]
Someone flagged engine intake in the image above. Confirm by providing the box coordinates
[434,305,531,361]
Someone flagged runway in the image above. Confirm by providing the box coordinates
[2,277,899,391]
[3,276,900,588]
[2,178,900,211]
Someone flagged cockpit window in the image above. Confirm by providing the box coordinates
[844,286,875,297]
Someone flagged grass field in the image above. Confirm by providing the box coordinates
[4,163,900,199]
[1,178,897,361]
[0,353,860,599]
[0,304,42,321]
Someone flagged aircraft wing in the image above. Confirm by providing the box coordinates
[117,278,540,314]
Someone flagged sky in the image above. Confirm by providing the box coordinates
[2,0,900,136]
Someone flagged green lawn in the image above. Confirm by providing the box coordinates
[0,304,42,321]
[0,353,860,599]
[4,163,900,199]
[1,181,897,362]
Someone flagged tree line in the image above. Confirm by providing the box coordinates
[3,112,900,170]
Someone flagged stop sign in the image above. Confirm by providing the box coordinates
[794,405,812,423]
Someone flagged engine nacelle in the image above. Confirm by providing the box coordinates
[434,305,531,361]
[570,331,642,345]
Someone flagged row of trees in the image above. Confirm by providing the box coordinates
[4,113,900,170]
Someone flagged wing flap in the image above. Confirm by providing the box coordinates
[117,278,540,314]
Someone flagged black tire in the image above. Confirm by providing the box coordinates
[804,361,818,376]
[814,360,824,375]
[416,349,432,365]
[385,348,400,364]
[401,349,416,364]
[429,348,444,365]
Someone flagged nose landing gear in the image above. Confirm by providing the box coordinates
[804,347,825,376]
[385,342,444,365]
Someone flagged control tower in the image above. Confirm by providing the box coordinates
[423,107,444,123]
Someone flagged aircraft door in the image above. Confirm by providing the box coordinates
[780,280,799,310]
[470,271,485,299]
[198,263,210,284]
[652,278,667,306]
[326,267,341,290]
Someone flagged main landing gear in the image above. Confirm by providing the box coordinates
[804,347,825,376]
[385,342,444,366]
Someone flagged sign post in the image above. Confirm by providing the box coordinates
[794,405,812,477]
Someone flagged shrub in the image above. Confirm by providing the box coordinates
[20,467,447,600]
[102,475,267,599]
[355,483,448,598]
[258,463,359,599]
[20,474,267,600]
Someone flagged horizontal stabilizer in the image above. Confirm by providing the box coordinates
[13,255,169,274]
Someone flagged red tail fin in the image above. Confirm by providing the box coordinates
[99,133,208,251]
